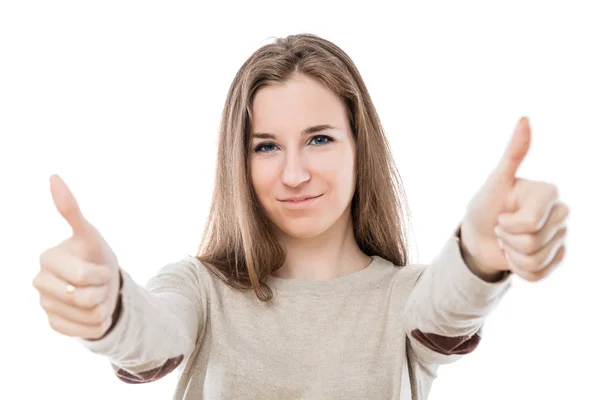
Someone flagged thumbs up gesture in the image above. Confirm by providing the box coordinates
[459,117,569,282]
[33,175,122,340]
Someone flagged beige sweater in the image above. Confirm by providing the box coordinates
[78,228,511,399]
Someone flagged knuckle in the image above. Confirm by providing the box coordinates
[39,296,52,312]
[40,245,60,269]
[559,245,567,258]
[521,270,542,282]
[47,315,60,331]
[91,324,108,340]
[98,285,108,302]
[529,273,544,282]
[32,273,42,290]
[551,246,566,264]
[32,271,50,292]
[535,208,547,225]
[94,287,107,305]
[549,183,559,199]
[82,287,106,308]
[540,264,556,280]
[521,256,539,271]
[91,304,109,325]
[81,290,97,308]
[524,216,541,232]
[39,249,52,270]
[559,227,568,238]
[86,329,99,340]
[561,204,570,219]
[521,234,539,255]
[102,317,113,332]
[74,267,89,286]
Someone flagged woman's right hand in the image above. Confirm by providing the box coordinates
[33,174,122,340]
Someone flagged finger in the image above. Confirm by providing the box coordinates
[502,227,567,273]
[39,295,112,327]
[46,311,112,339]
[50,174,91,239]
[495,201,569,254]
[493,117,531,182]
[32,269,109,309]
[508,245,566,282]
[497,184,561,234]
[40,245,111,286]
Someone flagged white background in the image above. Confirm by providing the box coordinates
[1,1,598,399]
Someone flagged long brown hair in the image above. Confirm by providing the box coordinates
[196,33,413,302]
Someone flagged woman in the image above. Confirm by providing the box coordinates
[33,33,569,399]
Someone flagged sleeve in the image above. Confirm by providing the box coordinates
[403,226,512,366]
[76,256,206,383]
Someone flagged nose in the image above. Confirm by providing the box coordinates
[280,151,310,187]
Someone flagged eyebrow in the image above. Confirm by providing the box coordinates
[251,124,336,140]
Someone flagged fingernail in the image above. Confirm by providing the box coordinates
[494,225,502,236]
[497,239,504,249]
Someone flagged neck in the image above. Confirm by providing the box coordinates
[272,207,372,280]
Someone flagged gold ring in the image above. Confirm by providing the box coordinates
[65,284,76,303]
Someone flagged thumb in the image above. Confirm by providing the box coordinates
[494,116,531,181]
[50,174,91,238]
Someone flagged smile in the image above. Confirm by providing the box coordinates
[279,194,323,209]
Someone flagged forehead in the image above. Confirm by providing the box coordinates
[251,73,348,134]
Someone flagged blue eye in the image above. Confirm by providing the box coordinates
[253,135,333,153]
[310,135,332,146]
[253,143,278,153]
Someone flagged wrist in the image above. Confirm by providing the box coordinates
[457,225,507,283]
[460,244,506,282]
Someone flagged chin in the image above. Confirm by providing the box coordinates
[279,219,331,239]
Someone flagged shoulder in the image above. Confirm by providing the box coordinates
[170,255,228,287]
[145,255,225,296]
[373,256,428,292]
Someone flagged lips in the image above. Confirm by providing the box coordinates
[281,194,321,202]
[278,194,323,210]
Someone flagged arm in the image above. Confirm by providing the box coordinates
[403,116,567,370]
[76,257,205,383]
[403,226,512,366]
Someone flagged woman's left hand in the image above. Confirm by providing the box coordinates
[459,117,570,282]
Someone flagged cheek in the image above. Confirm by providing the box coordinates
[316,152,356,194]
[250,162,276,201]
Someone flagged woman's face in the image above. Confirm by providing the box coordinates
[249,73,356,240]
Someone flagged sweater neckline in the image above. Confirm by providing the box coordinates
[265,255,388,294]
